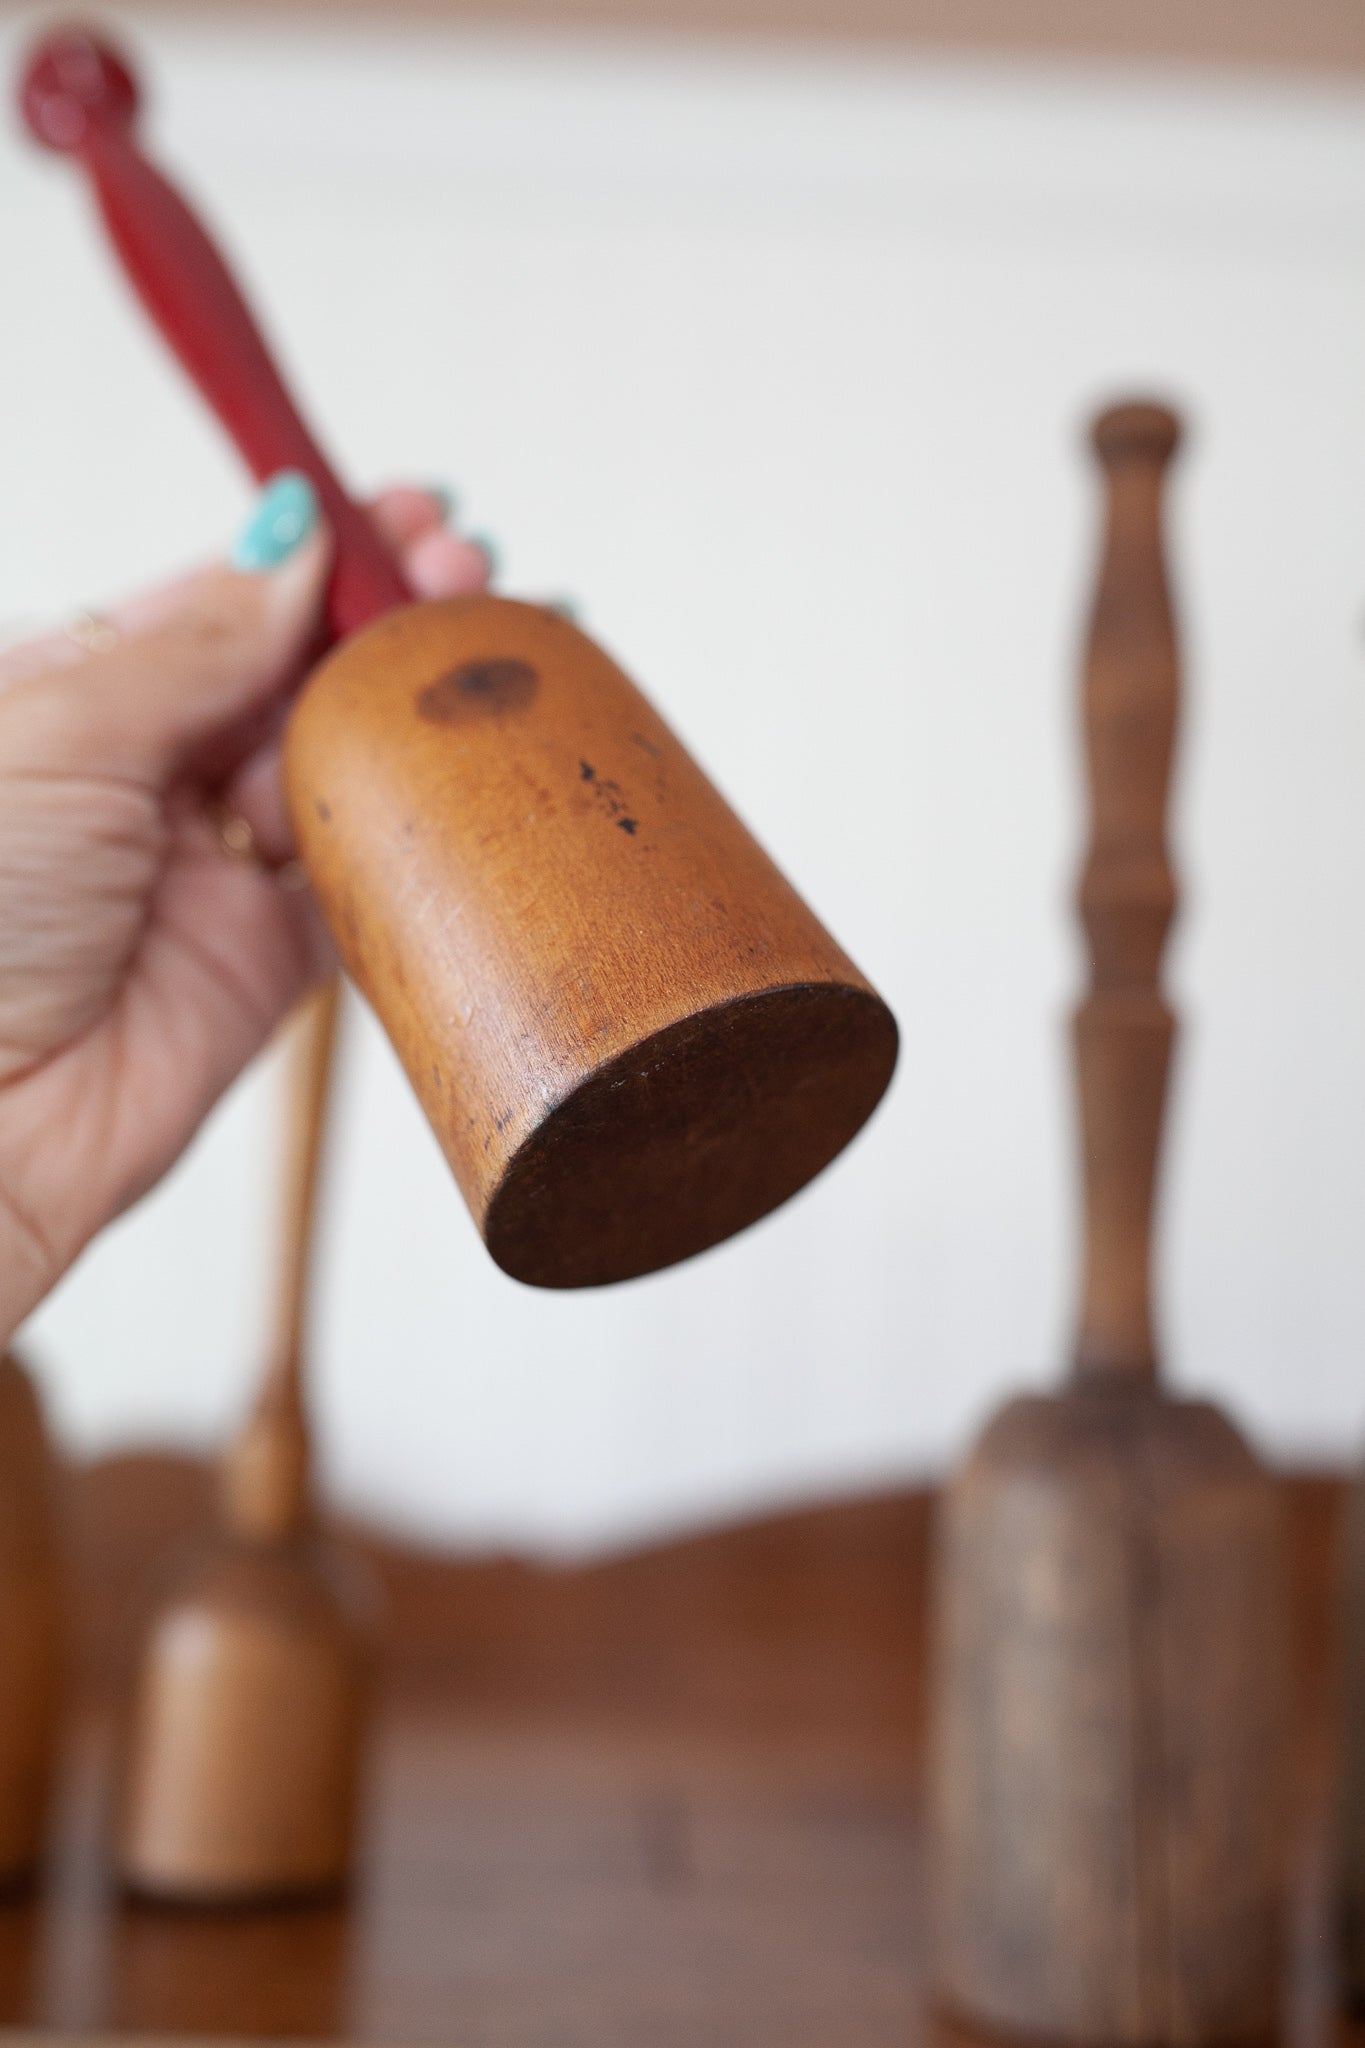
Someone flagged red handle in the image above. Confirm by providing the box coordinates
[19,27,411,639]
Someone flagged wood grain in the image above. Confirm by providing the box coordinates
[286,595,897,1288]
[932,1394,1291,2042]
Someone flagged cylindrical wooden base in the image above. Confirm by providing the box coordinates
[115,1535,375,1903]
[929,1386,1290,2046]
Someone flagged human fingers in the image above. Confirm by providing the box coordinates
[219,489,494,862]
[0,478,491,703]
[404,527,492,599]
[370,485,450,552]
[0,478,330,794]
[0,542,298,694]
[368,485,493,599]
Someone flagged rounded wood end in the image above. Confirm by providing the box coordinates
[1090,400,1182,466]
[485,983,898,1288]
[114,1537,374,1904]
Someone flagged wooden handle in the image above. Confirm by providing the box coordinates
[222,980,342,1539]
[1071,401,1182,1387]
[18,28,410,638]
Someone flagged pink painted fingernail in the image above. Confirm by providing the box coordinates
[407,528,493,599]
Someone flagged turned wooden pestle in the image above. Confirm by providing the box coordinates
[928,403,1292,2045]
[115,984,376,1903]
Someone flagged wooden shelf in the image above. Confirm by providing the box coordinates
[0,1456,1347,2042]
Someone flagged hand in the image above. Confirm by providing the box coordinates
[0,475,490,1345]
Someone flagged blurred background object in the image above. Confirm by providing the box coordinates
[5,9,1365,1561]
[115,983,377,1904]
[929,401,1291,2046]
[0,1351,63,1887]
[1337,1464,1365,2005]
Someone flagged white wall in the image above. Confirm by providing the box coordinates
[3,13,1365,1551]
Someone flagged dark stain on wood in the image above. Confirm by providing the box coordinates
[416,656,539,725]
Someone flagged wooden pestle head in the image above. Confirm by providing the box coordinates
[114,1533,376,1903]
[285,596,899,1289]
[930,1389,1291,2045]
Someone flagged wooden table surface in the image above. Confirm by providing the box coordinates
[0,1456,1352,2045]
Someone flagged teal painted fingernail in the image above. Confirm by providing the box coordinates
[232,472,319,571]
[425,484,456,521]
[468,531,500,581]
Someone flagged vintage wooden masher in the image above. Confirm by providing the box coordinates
[1338,1466,1365,2005]
[19,27,898,1291]
[928,403,1292,2044]
[0,1351,64,1889]
[115,984,376,1902]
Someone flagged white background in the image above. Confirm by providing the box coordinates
[3,12,1365,1551]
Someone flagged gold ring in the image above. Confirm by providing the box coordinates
[217,810,261,865]
[215,806,308,892]
[65,609,119,654]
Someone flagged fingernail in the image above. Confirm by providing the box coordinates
[233,472,319,571]
[546,596,579,623]
[425,484,457,522]
[468,532,500,582]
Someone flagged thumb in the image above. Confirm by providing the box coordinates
[2,519,331,792]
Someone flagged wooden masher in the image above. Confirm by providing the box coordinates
[114,985,376,1903]
[928,403,1292,2045]
[19,27,898,1291]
